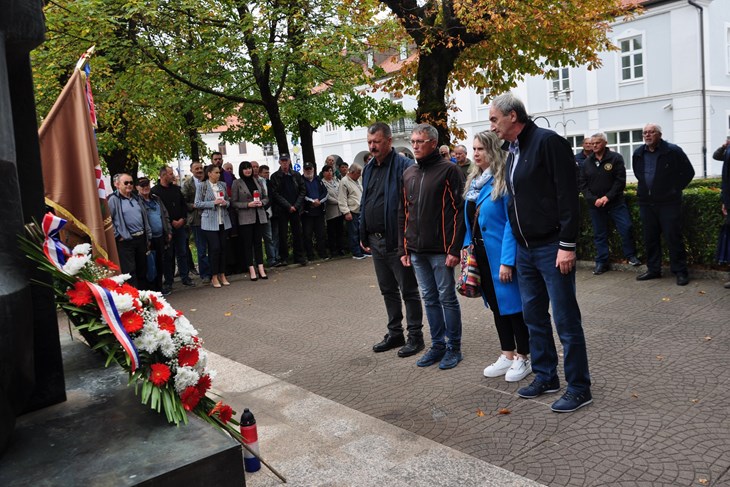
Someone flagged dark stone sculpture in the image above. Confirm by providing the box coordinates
[0,0,67,455]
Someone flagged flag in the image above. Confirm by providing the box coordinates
[38,62,119,265]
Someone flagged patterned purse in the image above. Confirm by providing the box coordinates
[456,204,481,298]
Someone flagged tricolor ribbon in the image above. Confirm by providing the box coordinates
[85,282,141,372]
[42,212,70,272]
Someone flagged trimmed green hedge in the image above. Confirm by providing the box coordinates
[577,178,728,268]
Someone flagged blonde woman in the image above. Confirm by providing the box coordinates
[463,131,531,382]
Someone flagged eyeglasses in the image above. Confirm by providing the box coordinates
[122,181,134,186]
[643,130,657,135]
[410,139,433,146]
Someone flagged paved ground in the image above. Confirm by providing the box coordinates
[167,258,730,487]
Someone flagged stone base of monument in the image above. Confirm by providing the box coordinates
[0,332,245,486]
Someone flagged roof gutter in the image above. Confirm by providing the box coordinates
[688,0,707,177]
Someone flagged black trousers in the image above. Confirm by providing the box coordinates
[148,235,165,291]
[369,234,423,339]
[326,215,345,256]
[204,225,228,276]
[239,223,265,268]
[277,210,305,264]
[640,203,688,275]
[473,241,529,355]
[302,214,328,260]
[117,235,147,289]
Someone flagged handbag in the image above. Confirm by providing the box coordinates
[146,250,157,282]
[456,204,481,298]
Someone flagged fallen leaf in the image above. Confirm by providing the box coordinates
[312,275,317,279]
[369,285,376,288]
[476,408,485,417]
[498,408,511,415]
[190,308,197,312]
[698,478,709,485]
[661,297,671,302]
[698,290,706,295]
[704,336,712,341]
[631,393,639,398]
[224,312,232,317]
[691,399,699,404]
[656,355,664,360]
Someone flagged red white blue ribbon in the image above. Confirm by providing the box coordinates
[42,212,70,272]
[85,282,141,372]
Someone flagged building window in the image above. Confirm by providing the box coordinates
[619,35,643,81]
[565,134,585,154]
[324,121,336,132]
[366,52,374,69]
[549,67,570,94]
[399,44,408,61]
[606,129,643,169]
[726,25,730,74]
[238,141,247,154]
[217,143,227,155]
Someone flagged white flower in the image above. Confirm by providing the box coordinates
[174,366,200,393]
[71,243,92,256]
[110,291,135,313]
[62,254,91,275]
[158,332,176,358]
[110,274,131,285]
[134,325,165,354]
[174,316,197,339]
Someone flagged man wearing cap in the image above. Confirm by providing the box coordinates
[269,153,307,266]
[153,165,195,292]
[108,173,151,288]
[301,161,329,262]
[137,177,172,293]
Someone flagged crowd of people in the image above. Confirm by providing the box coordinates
[106,91,730,415]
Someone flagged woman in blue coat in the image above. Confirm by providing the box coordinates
[463,131,531,382]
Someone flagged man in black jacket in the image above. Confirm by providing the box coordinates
[399,124,465,370]
[269,154,307,266]
[632,123,694,285]
[361,122,424,358]
[490,92,591,413]
[579,132,640,275]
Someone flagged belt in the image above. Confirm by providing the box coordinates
[371,232,384,240]
[130,231,145,237]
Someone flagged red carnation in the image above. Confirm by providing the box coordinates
[180,386,202,411]
[157,314,176,334]
[95,257,120,271]
[178,346,199,367]
[98,278,119,290]
[149,363,171,386]
[196,374,212,394]
[118,283,140,299]
[121,310,144,334]
[67,282,93,307]
[176,309,183,317]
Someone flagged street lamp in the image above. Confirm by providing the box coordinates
[550,88,575,137]
[532,116,551,128]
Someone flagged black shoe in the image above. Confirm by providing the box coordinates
[372,334,406,353]
[636,270,661,281]
[182,279,197,287]
[592,263,610,275]
[676,272,689,286]
[628,256,641,266]
[397,337,425,358]
[517,378,561,399]
[274,261,288,267]
[551,390,593,413]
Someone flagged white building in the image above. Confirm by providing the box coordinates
[314,0,730,180]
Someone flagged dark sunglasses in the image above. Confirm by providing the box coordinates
[122,181,134,186]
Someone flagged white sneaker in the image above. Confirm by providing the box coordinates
[483,354,513,378]
[505,357,532,382]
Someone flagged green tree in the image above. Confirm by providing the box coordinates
[376,0,637,144]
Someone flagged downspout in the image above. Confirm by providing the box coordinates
[688,0,707,177]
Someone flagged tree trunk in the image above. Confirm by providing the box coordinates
[415,47,460,146]
[298,119,315,169]
[184,111,200,161]
[104,147,136,182]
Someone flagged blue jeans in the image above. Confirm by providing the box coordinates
[409,253,462,350]
[192,225,211,280]
[163,226,191,287]
[347,213,363,257]
[589,203,636,264]
[516,242,591,394]
[262,220,277,265]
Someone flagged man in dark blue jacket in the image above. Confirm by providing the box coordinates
[360,122,424,357]
[713,139,730,289]
[633,123,694,285]
[490,92,591,413]
[301,162,329,262]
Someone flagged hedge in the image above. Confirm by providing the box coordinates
[576,178,728,269]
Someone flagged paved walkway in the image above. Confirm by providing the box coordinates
[167,258,730,486]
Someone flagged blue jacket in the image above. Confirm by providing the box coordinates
[463,178,522,315]
[360,149,414,252]
[303,176,328,217]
